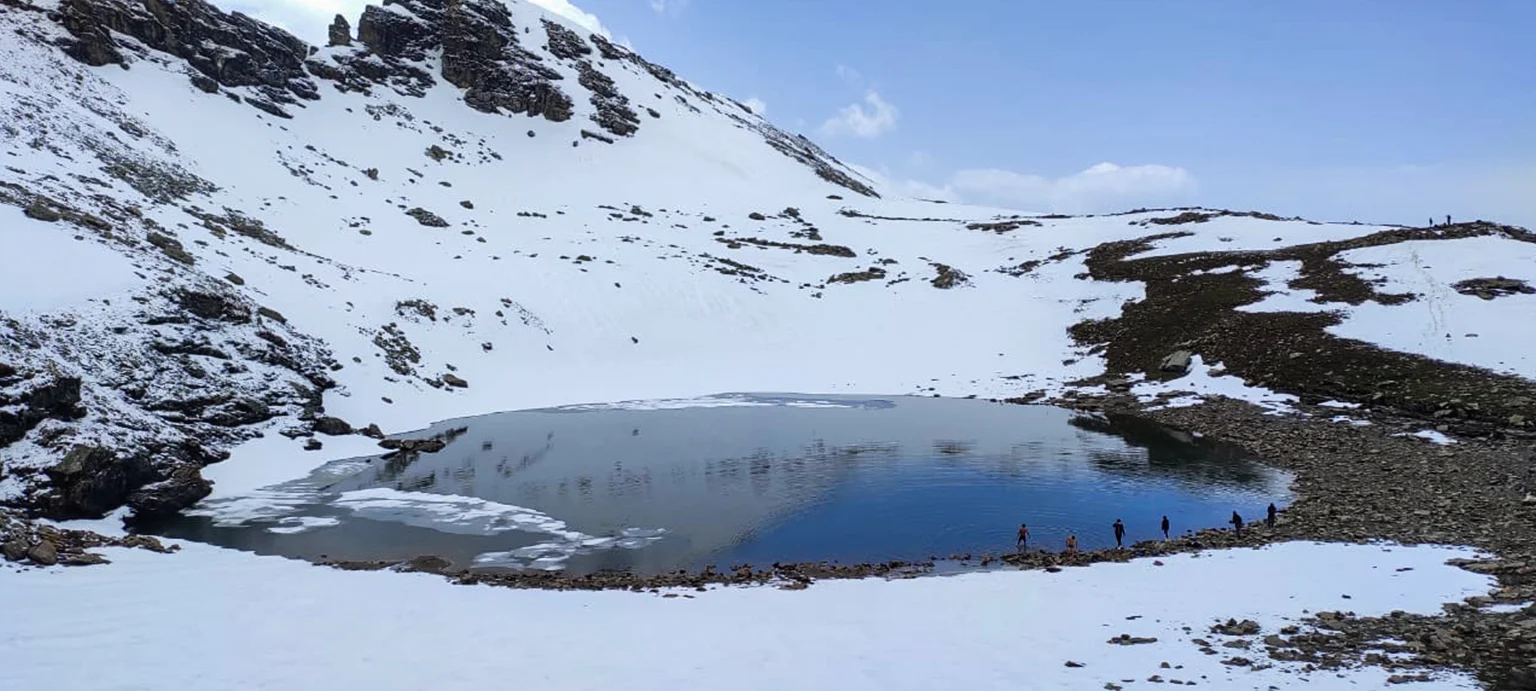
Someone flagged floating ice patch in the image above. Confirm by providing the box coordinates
[185,488,324,527]
[332,488,585,538]
[553,394,775,411]
[550,393,882,412]
[472,528,666,571]
[268,516,342,535]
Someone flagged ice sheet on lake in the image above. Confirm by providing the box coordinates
[473,528,669,571]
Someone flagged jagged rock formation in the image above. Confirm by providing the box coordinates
[54,0,319,117]
[327,13,352,47]
[32,0,878,196]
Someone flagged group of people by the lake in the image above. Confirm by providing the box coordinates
[1015,503,1279,553]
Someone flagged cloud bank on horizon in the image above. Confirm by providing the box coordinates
[854,162,1200,214]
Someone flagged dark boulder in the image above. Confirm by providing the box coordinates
[26,540,58,566]
[442,373,469,388]
[176,289,251,323]
[42,445,158,520]
[202,397,273,427]
[1160,349,1194,374]
[406,207,450,227]
[2,540,27,562]
[313,416,354,436]
[126,467,213,518]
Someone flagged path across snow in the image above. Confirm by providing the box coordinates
[0,540,1491,691]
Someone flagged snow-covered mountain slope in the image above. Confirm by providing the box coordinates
[2,0,1534,520]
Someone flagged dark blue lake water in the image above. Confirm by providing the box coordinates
[148,394,1289,575]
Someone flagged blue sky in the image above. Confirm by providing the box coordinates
[256,0,1535,227]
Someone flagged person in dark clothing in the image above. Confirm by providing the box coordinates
[1161,515,1170,541]
[1016,523,1030,549]
[1446,214,1452,225]
[1267,503,1278,527]
[1231,511,1244,538]
[1112,519,1126,548]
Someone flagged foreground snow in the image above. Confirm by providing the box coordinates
[0,540,1491,691]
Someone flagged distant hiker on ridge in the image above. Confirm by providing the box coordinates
[1267,503,1278,528]
[1112,519,1126,548]
[1065,534,1078,555]
[1161,515,1170,541]
[1016,523,1030,549]
[1230,511,1244,538]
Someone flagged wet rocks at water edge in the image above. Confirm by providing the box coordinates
[1,514,177,568]
[378,438,447,454]
[126,468,214,518]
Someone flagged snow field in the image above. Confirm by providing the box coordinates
[0,540,1492,691]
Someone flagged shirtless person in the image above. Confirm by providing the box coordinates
[1016,523,1030,549]
[1065,534,1078,554]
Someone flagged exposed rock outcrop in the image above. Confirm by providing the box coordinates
[55,0,319,116]
[327,13,352,47]
[0,373,86,447]
[341,0,574,121]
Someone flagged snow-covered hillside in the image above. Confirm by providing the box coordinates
[3,0,1535,521]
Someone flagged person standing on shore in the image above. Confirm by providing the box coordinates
[1065,534,1078,554]
[1161,515,1170,541]
[1112,519,1126,548]
[1267,503,1278,527]
[1231,511,1244,538]
[1016,523,1030,549]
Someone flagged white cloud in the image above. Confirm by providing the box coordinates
[950,163,1199,214]
[742,97,767,116]
[227,0,611,46]
[819,91,899,140]
[649,0,689,15]
[834,64,862,86]
[860,162,1200,214]
[847,164,963,203]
